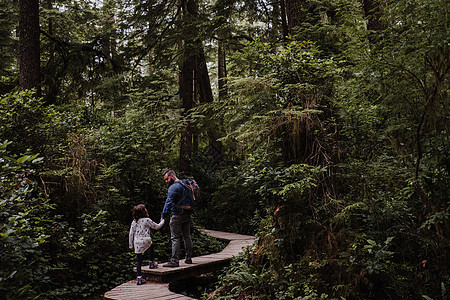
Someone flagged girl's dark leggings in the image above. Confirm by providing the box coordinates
[136,244,155,276]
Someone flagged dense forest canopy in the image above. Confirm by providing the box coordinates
[0,0,448,299]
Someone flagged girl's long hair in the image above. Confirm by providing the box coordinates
[133,204,149,221]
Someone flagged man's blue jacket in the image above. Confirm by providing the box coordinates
[161,181,184,219]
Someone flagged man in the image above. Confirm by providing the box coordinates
[161,169,193,267]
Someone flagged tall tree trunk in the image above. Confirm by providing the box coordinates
[284,0,303,33]
[179,54,195,173]
[218,42,227,99]
[195,42,224,165]
[195,43,214,104]
[363,0,386,31]
[19,0,41,97]
[42,0,57,104]
[280,0,289,41]
[178,0,224,169]
[363,0,387,43]
[178,0,193,173]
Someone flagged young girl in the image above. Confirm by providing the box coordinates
[129,204,165,285]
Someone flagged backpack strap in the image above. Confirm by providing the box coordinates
[179,180,198,201]
[174,181,188,212]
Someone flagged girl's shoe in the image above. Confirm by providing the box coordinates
[149,261,158,269]
[136,276,146,285]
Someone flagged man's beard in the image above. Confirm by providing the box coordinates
[167,178,175,186]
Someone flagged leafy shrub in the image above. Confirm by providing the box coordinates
[0,90,68,157]
[0,141,54,299]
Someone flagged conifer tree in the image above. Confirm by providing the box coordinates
[18,0,41,96]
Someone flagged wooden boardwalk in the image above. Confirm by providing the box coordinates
[104,229,255,300]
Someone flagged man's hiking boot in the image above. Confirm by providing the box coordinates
[185,258,192,264]
[163,261,179,267]
[149,261,158,269]
[136,276,146,285]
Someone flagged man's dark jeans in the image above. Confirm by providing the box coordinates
[169,213,192,263]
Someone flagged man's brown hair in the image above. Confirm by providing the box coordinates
[163,169,176,177]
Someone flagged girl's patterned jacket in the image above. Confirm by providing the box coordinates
[129,217,165,254]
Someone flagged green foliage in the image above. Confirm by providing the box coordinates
[276,263,329,300]
[210,248,274,299]
[209,0,448,299]
[0,0,448,298]
[0,141,54,299]
[331,0,449,297]
[287,0,362,57]
[91,99,181,221]
[198,162,261,234]
[217,38,339,168]
[0,85,230,298]
[0,137,133,299]
[0,90,67,156]
[0,1,17,92]
[43,210,133,298]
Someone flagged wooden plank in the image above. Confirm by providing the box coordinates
[104,229,255,300]
[137,232,254,283]
[202,229,254,241]
[104,281,195,300]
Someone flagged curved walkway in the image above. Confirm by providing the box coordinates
[104,229,255,300]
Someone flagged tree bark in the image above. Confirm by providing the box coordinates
[195,43,214,104]
[280,0,289,40]
[19,0,41,97]
[178,0,194,173]
[218,42,227,99]
[179,54,195,173]
[195,41,224,165]
[178,0,224,169]
[284,0,303,33]
[363,0,387,43]
[42,0,58,104]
